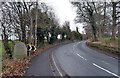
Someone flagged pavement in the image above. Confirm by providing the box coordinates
[25,41,120,78]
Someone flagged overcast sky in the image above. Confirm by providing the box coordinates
[41,0,84,33]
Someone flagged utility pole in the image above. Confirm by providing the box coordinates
[35,0,38,46]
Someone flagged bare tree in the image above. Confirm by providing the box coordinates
[111,2,120,40]
[72,2,97,41]
[1,2,35,57]
[111,2,117,40]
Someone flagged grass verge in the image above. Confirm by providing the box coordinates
[86,39,120,56]
[98,37,119,48]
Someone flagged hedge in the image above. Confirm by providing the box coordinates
[86,41,120,55]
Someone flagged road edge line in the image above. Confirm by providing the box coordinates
[52,51,63,77]
[92,63,120,78]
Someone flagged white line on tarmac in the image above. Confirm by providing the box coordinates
[92,63,120,78]
[102,61,110,65]
[52,52,63,77]
[76,53,87,61]
[73,42,87,61]
[49,63,56,76]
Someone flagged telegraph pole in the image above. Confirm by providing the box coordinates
[35,0,38,46]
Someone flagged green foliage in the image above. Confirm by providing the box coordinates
[50,26,58,44]
[72,31,83,40]
[0,41,5,55]
[1,40,20,57]
[32,8,83,46]
[98,37,119,44]
[8,41,20,52]
[37,27,45,44]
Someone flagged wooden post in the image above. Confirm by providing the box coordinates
[35,0,38,46]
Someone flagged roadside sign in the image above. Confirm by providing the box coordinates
[35,25,37,28]
[26,44,37,52]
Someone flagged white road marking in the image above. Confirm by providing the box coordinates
[73,44,76,52]
[102,61,109,65]
[73,47,75,52]
[49,63,56,76]
[74,41,118,77]
[76,53,87,61]
[73,42,87,61]
[109,56,116,59]
[48,54,56,76]
[52,52,63,77]
[93,63,120,78]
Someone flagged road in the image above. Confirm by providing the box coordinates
[25,44,66,76]
[26,41,119,77]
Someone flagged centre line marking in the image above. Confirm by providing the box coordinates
[52,52,63,77]
[76,53,87,61]
[92,63,120,78]
[102,61,109,65]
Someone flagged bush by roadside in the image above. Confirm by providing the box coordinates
[86,40,120,56]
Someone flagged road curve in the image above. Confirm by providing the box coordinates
[53,41,119,77]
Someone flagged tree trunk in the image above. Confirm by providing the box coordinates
[93,2,103,42]
[99,2,106,42]
[47,34,49,42]
[28,15,33,44]
[90,13,97,41]
[21,20,26,43]
[99,25,103,41]
[21,26,26,43]
[2,27,12,58]
[18,33,21,41]
[98,13,103,42]
[3,27,9,52]
[111,26,117,40]
[111,2,117,40]
[118,26,120,50]
[87,3,97,41]
[102,2,106,38]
